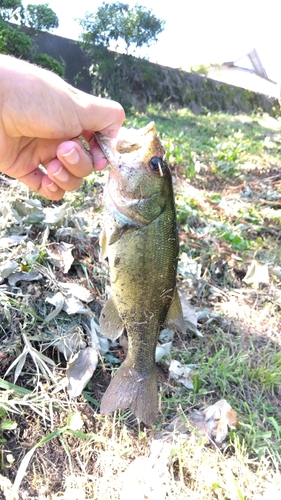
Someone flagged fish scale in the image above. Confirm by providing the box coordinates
[96,122,185,425]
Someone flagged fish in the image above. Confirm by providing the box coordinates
[96,122,185,425]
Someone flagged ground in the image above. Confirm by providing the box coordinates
[0,107,281,499]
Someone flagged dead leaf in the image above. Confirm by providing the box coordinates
[243,260,269,285]
[67,347,98,398]
[13,199,45,225]
[46,290,89,317]
[59,282,94,303]
[178,252,202,279]
[85,317,109,356]
[179,288,202,337]
[46,242,74,273]
[43,202,70,225]
[8,271,42,286]
[202,399,237,443]
[45,292,65,322]
[169,359,197,389]
[62,294,88,315]
[0,235,28,247]
[159,328,175,343]
[162,399,237,445]
[53,327,87,359]
[0,260,18,279]
[155,342,172,362]
[166,412,209,440]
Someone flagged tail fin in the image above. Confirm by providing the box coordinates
[100,360,158,425]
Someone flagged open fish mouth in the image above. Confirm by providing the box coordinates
[95,121,165,171]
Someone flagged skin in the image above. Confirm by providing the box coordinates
[0,54,125,200]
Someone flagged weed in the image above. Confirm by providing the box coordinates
[1,107,281,498]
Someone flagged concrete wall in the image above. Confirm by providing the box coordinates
[9,24,280,116]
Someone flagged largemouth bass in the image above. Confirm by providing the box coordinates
[96,122,185,425]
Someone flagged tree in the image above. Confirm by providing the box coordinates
[0,1,63,76]
[79,2,165,55]
[24,3,59,32]
[0,22,31,57]
[1,1,59,32]
[0,0,24,22]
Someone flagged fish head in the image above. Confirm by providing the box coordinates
[96,122,173,222]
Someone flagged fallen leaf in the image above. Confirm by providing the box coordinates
[0,235,28,247]
[243,259,269,285]
[46,242,74,273]
[166,412,209,440]
[0,260,18,278]
[179,288,202,337]
[46,290,89,317]
[202,399,237,443]
[87,317,109,356]
[45,292,65,322]
[13,199,44,225]
[43,202,70,225]
[53,327,87,359]
[178,252,202,279]
[169,359,197,389]
[159,328,175,343]
[67,347,99,398]
[155,342,172,362]
[59,282,94,303]
[8,271,42,286]
[161,399,237,445]
[62,294,88,315]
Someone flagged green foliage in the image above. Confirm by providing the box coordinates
[190,63,210,75]
[85,47,162,110]
[79,2,165,54]
[31,52,64,77]
[0,21,31,58]
[0,1,58,31]
[0,0,24,21]
[24,3,59,31]
[80,41,280,116]
[0,2,60,68]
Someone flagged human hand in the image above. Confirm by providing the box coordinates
[0,55,125,200]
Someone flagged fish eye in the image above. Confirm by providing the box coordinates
[149,156,165,172]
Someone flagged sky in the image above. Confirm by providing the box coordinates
[21,0,281,82]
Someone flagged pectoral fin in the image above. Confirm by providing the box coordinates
[99,296,124,340]
[164,287,186,333]
[108,225,134,245]
[108,221,144,245]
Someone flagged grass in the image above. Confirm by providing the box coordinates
[0,106,281,498]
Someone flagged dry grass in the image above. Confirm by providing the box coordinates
[1,108,281,499]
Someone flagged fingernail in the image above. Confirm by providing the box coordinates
[61,147,80,165]
[52,166,69,182]
[46,181,58,192]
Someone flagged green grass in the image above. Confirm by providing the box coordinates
[0,106,281,498]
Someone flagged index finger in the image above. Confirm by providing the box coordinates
[77,96,125,139]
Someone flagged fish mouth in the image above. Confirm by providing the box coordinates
[95,131,143,170]
[95,121,165,171]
